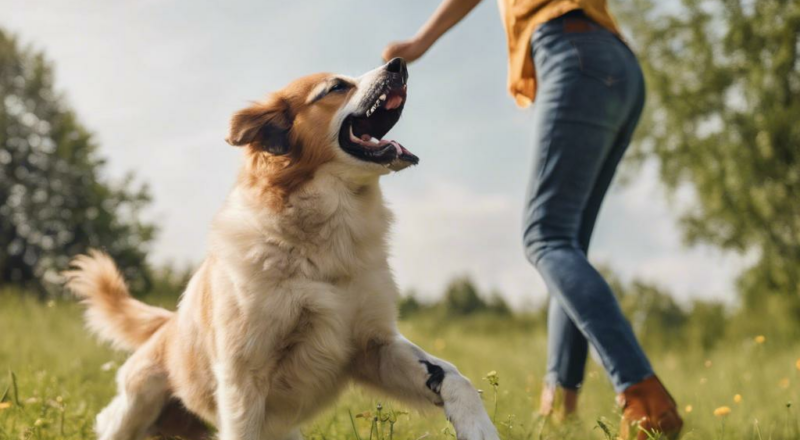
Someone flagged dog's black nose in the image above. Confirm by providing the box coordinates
[385,57,408,82]
[386,57,405,73]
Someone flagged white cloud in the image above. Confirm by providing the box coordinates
[386,181,545,309]
[386,166,750,310]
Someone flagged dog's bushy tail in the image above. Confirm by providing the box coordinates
[64,250,173,351]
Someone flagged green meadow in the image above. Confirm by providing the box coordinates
[2,291,798,440]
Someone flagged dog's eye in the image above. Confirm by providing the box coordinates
[328,80,351,94]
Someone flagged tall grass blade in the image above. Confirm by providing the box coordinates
[9,370,21,407]
[348,409,362,440]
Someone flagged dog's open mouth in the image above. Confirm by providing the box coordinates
[338,84,419,171]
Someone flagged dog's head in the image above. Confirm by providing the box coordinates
[227,58,417,207]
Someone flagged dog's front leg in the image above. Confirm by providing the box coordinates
[213,304,280,440]
[214,361,268,440]
[352,335,499,440]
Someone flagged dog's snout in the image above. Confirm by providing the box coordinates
[385,57,408,82]
[386,57,405,73]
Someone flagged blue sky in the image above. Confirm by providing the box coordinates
[3,0,749,308]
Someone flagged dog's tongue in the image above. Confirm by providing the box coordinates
[385,95,404,110]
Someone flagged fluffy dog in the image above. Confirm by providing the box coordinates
[65,59,499,440]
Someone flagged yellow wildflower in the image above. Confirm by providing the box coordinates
[34,419,44,427]
[685,405,693,413]
[0,402,11,410]
[795,359,800,371]
[779,378,790,389]
[484,370,499,387]
[733,394,742,404]
[754,335,766,344]
[704,360,712,368]
[714,406,731,417]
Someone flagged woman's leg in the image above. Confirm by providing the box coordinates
[539,298,585,416]
[540,66,647,399]
[525,24,652,393]
[544,299,588,391]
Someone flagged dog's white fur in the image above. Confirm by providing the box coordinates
[65,62,499,440]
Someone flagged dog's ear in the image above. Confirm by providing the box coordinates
[226,97,293,155]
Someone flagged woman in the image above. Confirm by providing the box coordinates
[383,1,683,438]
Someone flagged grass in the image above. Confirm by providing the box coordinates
[1,290,799,439]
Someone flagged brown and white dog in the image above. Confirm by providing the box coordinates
[65,59,499,440]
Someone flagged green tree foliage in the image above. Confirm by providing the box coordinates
[0,29,155,295]
[398,290,423,319]
[399,277,512,318]
[619,0,800,306]
[683,300,727,351]
[443,276,510,316]
[444,277,487,316]
[605,269,689,351]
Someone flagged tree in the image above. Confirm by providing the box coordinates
[618,0,800,306]
[603,268,689,351]
[443,277,488,316]
[398,290,423,319]
[0,29,155,295]
[684,300,728,351]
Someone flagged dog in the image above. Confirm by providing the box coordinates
[64,58,500,440]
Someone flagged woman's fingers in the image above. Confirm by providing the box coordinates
[382,41,410,62]
[382,40,425,63]
[381,42,402,62]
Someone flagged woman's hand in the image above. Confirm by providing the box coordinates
[381,0,483,63]
[382,38,429,63]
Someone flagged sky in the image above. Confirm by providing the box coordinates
[3,0,750,308]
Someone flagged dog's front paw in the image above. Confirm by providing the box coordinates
[450,411,500,440]
[440,377,500,440]
[445,395,499,440]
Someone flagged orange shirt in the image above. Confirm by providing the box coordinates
[497,0,622,107]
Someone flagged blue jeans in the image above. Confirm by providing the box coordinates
[523,12,653,393]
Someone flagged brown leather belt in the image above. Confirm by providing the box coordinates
[561,10,602,33]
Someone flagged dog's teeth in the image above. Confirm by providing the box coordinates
[379,94,387,101]
[367,102,379,117]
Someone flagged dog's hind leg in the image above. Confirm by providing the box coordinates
[150,399,212,440]
[96,342,169,440]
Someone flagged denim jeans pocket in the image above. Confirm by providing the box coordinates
[570,37,628,86]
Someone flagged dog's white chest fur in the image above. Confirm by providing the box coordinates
[197,171,397,428]
[212,172,391,285]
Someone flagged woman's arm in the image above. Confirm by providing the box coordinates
[382,0,484,63]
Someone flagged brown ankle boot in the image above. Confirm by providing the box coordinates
[539,385,578,418]
[617,376,683,439]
